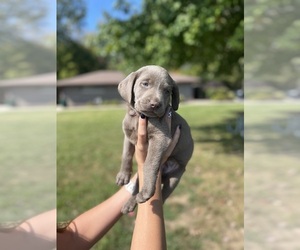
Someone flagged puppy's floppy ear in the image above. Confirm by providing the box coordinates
[171,80,180,111]
[118,71,137,106]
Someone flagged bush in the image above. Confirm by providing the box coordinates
[246,87,285,100]
[205,87,235,100]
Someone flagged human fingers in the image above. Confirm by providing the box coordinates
[136,114,147,151]
[135,115,148,166]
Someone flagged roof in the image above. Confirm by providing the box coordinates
[57,70,126,86]
[170,73,200,84]
[0,72,56,87]
[57,70,200,87]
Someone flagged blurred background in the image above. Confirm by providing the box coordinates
[0,0,56,228]
[245,1,300,250]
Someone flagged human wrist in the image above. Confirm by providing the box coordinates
[124,173,138,194]
[125,181,136,195]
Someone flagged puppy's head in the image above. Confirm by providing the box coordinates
[118,65,179,117]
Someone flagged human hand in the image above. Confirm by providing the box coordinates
[131,108,179,250]
[134,114,148,167]
[135,107,181,168]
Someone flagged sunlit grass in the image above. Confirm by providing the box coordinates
[0,109,56,222]
[245,102,300,249]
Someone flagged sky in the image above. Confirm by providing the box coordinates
[40,0,142,35]
[44,0,56,31]
[84,0,142,33]
[85,0,114,32]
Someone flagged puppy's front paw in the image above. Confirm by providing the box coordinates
[116,171,131,186]
[136,188,155,203]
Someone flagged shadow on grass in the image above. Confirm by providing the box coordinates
[191,111,244,155]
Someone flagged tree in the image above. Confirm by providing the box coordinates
[57,0,102,79]
[0,0,55,79]
[245,0,300,90]
[98,0,244,89]
[57,0,86,41]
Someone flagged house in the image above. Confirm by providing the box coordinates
[57,70,125,106]
[57,70,200,106]
[170,72,204,100]
[0,73,56,106]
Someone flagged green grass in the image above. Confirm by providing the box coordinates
[244,102,300,249]
[57,103,244,249]
[0,109,56,222]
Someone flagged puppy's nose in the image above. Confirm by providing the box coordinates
[149,100,161,109]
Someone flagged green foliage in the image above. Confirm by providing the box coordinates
[57,38,101,79]
[245,0,300,90]
[0,0,47,34]
[57,0,86,40]
[0,34,55,79]
[98,0,243,89]
[57,0,104,79]
[206,86,235,100]
[246,86,285,100]
[0,0,55,79]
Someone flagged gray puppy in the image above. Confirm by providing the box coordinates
[116,65,194,214]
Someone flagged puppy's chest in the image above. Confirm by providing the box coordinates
[122,113,161,145]
[123,115,139,144]
[124,125,138,145]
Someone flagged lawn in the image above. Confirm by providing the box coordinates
[0,108,56,223]
[244,101,300,250]
[57,102,244,250]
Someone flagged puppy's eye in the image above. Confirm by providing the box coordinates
[141,81,149,87]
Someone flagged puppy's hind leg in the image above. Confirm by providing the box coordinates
[161,161,186,203]
[122,195,137,214]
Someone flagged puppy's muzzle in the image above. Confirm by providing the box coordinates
[149,100,162,110]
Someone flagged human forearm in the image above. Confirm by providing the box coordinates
[16,209,56,242]
[1,209,57,250]
[130,114,180,250]
[130,167,166,250]
[57,176,136,250]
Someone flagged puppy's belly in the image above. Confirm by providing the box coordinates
[162,159,180,176]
